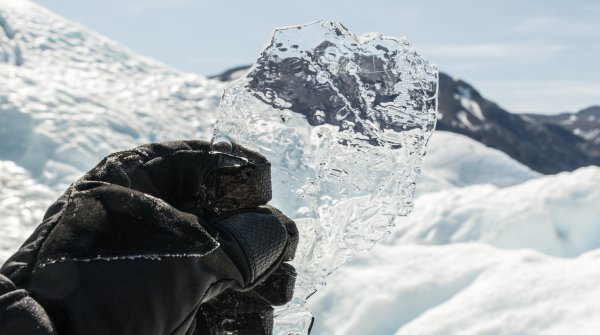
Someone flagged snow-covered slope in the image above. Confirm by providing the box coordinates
[402,166,600,257]
[0,0,224,190]
[1,1,599,334]
[309,243,600,335]
[0,0,224,258]
[0,161,55,261]
[308,144,600,333]
[308,147,600,333]
[417,131,540,194]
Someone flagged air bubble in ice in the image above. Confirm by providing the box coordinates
[314,110,326,123]
[345,61,358,75]
[327,63,340,75]
[335,108,350,121]
[324,46,340,61]
[362,90,376,104]
[316,71,329,84]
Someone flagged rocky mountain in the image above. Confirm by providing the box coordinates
[437,73,599,174]
[526,106,600,146]
[211,66,599,174]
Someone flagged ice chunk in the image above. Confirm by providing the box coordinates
[212,21,437,334]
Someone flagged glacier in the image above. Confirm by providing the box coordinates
[309,243,600,335]
[2,1,600,334]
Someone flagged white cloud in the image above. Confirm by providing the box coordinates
[584,3,600,12]
[420,43,569,62]
[125,0,192,14]
[514,16,599,36]
[476,79,600,114]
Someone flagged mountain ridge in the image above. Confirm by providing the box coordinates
[437,72,599,174]
[211,65,599,174]
[526,105,600,146]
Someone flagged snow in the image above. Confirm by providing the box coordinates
[0,160,55,261]
[455,85,485,122]
[0,0,225,190]
[309,150,600,333]
[417,131,540,194]
[460,96,484,121]
[309,244,600,335]
[0,0,224,259]
[1,1,600,334]
[456,110,477,130]
[395,166,600,257]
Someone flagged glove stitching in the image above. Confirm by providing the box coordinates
[36,245,221,269]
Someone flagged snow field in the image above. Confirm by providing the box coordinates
[1,1,600,333]
[310,243,600,335]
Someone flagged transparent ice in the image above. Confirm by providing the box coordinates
[212,21,438,334]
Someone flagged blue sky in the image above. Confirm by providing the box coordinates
[35,0,599,114]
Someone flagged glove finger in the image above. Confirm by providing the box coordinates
[203,152,272,214]
[211,209,288,286]
[82,140,211,190]
[252,263,297,306]
[80,140,272,214]
[260,206,298,261]
[197,290,274,335]
[129,141,272,214]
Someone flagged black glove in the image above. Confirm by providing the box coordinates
[0,140,298,335]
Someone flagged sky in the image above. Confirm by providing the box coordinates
[34,0,600,114]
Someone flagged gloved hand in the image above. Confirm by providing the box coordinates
[0,140,298,335]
